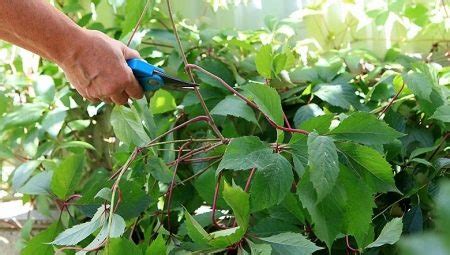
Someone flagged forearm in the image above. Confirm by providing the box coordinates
[0,0,84,65]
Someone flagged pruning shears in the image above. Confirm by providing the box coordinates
[127,58,198,91]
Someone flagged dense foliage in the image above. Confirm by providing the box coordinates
[0,0,449,254]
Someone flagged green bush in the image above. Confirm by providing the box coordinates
[0,0,448,254]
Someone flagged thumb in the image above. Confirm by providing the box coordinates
[122,46,141,60]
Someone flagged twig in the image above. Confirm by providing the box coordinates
[176,158,222,186]
[282,112,292,129]
[428,132,449,160]
[166,0,224,141]
[244,168,256,192]
[166,142,223,166]
[186,64,309,135]
[143,116,213,148]
[212,173,226,229]
[126,0,153,46]
[166,141,192,233]
[378,82,405,118]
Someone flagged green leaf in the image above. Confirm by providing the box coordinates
[22,222,63,255]
[51,154,85,200]
[431,105,450,122]
[40,108,67,138]
[121,0,146,36]
[338,142,397,193]
[313,84,358,109]
[146,234,167,255]
[105,238,143,255]
[111,105,151,147]
[184,210,212,245]
[196,58,236,89]
[217,136,272,172]
[223,182,250,230]
[18,171,53,195]
[150,89,177,115]
[403,71,433,101]
[75,214,125,255]
[259,232,322,255]
[330,112,403,145]
[95,188,112,201]
[211,96,258,124]
[299,114,333,134]
[0,93,10,116]
[109,214,126,238]
[340,165,376,248]
[51,206,106,245]
[293,104,324,128]
[208,227,243,248]
[12,160,41,191]
[255,45,273,78]
[248,240,272,255]
[242,83,283,126]
[297,170,346,249]
[33,75,55,103]
[289,134,308,177]
[116,180,152,219]
[366,218,403,248]
[147,156,178,184]
[250,154,293,211]
[307,132,340,202]
[0,103,47,131]
[58,141,96,151]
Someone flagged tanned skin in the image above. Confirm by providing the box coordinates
[0,0,143,104]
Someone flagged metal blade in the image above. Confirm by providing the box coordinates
[154,70,198,91]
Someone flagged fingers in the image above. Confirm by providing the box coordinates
[123,46,141,60]
[124,64,144,99]
[110,91,129,105]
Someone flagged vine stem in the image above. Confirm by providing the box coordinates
[185,64,309,135]
[212,173,226,229]
[126,0,152,46]
[176,158,222,186]
[345,235,359,254]
[378,81,405,118]
[166,141,192,233]
[166,0,224,142]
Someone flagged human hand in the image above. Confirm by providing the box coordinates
[59,29,143,104]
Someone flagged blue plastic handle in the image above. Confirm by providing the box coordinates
[126,58,165,91]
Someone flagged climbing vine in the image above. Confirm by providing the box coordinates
[1,0,449,255]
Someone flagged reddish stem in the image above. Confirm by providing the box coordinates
[212,173,226,229]
[282,112,292,129]
[166,141,192,233]
[244,168,256,192]
[143,116,210,148]
[166,143,223,166]
[345,236,359,254]
[185,64,309,135]
[378,81,405,118]
[166,0,224,142]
